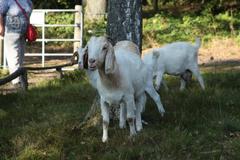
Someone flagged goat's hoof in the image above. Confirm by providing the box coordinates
[119,122,126,129]
[102,137,108,143]
[159,110,165,117]
[119,125,126,129]
[142,120,149,125]
[136,125,143,132]
[128,135,136,142]
[131,131,137,136]
[180,88,185,91]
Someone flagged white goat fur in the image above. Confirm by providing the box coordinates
[142,38,205,91]
[78,40,140,89]
[80,37,165,142]
[78,41,165,115]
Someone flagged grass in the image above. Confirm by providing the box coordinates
[0,69,240,159]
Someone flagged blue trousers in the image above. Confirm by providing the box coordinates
[4,15,27,84]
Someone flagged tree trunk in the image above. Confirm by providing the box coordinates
[153,0,158,12]
[142,0,148,6]
[85,0,107,21]
[107,0,142,53]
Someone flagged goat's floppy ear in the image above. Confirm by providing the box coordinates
[83,48,88,69]
[104,42,115,74]
[106,35,114,45]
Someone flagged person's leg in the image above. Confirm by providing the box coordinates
[4,33,22,85]
[18,36,27,88]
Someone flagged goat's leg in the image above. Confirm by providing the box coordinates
[135,93,146,132]
[125,96,137,136]
[180,77,186,91]
[145,77,165,117]
[155,71,164,90]
[162,78,169,91]
[100,98,110,143]
[190,67,205,90]
[119,103,126,129]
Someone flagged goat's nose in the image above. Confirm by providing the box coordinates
[89,58,96,64]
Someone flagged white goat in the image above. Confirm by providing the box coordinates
[78,40,165,117]
[81,36,165,142]
[78,40,165,114]
[142,38,205,91]
[78,41,139,89]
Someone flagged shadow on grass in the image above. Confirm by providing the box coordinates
[0,70,97,159]
[201,59,240,73]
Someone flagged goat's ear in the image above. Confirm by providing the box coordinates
[83,48,88,69]
[104,43,115,74]
[106,35,114,45]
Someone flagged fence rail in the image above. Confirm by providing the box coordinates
[0,52,78,90]
[3,7,83,68]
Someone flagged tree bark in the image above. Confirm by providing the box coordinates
[153,0,158,12]
[85,0,107,21]
[107,0,142,53]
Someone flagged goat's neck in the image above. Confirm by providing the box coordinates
[98,62,120,88]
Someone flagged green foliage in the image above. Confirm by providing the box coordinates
[83,20,107,45]
[142,11,240,48]
[34,13,75,49]
[42,12,106,47]
[45,13,74,39]
[32,0,75,9]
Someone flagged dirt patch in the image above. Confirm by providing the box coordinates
[199,38,240,64]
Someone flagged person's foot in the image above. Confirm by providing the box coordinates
[13,82,26,92]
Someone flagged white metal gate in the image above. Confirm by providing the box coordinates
[3,8,83,68]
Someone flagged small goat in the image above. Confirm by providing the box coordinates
[79,36,165,142]
[142,38,205,91]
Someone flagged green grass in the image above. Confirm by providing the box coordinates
[1,69,240,159]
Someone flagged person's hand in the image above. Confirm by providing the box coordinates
[0,15,4,37]
[0,24,4,37]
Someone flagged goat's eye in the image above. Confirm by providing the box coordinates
[102,45,108,51]
[84,47,88,55]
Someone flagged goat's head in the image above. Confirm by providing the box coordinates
[78,47,88,69]
[87,36,116,74]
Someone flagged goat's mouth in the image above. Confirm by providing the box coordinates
[78,63,83,69]
[89,63,97,71]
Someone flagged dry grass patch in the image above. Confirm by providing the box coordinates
[199,38,240,64]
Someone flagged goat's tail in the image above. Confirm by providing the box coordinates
[194,37,201,49]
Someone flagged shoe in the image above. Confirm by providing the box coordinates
[13,82,27,92]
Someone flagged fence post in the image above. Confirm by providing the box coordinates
[74,4,83,52]
[0,38,3,67]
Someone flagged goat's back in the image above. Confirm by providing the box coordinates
[154,41,200,74]
[115,41,140,55]
[115,49,148,95]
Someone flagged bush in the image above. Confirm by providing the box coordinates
[45,13,74,39]
[142,11,240,48]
